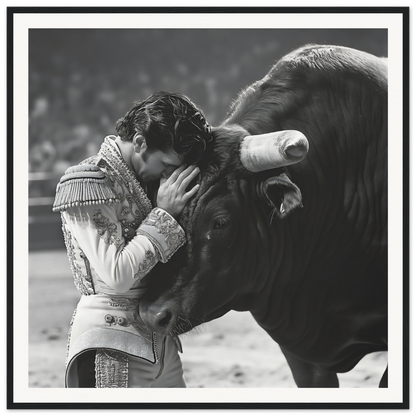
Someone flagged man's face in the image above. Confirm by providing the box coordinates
[133,144,184,184]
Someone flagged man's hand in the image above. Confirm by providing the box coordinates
[156,165,200,218]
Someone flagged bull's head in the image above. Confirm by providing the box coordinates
[139,126,309,336]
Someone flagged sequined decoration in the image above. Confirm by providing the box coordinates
[95,349,129,388]
[134,250,158,280]
[120,218,140,243]
[142,209,185,254]
[65,309,77,367]
[62,216,95,296]
[108,297,140,310]
[92,209,122,247]
[98,137,152,218]
[79,250,95,295]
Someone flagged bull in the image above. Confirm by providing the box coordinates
[140,44,388,388]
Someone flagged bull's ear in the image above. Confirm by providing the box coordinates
[259,173,303,219]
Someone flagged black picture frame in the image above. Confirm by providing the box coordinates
[7,6,409,410]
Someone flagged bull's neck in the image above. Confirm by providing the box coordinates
[246,207,309,329]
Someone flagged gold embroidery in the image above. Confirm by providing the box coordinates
[98,137,152,218]
[108,297,140,310]
[141,209,185,259]
[65,309,77,367]
[62,216,94,296]
[95,350,129,388]
[120,206,130,218]
[93,209,122,247]
[79,250,95,294]
[134,250,158,280]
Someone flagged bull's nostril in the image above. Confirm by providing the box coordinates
[157,310,172,328]
[140,301,179,334]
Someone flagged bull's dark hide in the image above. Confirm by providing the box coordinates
[140,44,388,388]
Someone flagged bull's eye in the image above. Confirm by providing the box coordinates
[213,217,231,229]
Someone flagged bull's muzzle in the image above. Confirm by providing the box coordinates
[139,299,178,335]
[240,130,309,172]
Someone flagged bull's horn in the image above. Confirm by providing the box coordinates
[240,130,309,172]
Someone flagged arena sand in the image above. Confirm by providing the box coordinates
[29,250,387,389]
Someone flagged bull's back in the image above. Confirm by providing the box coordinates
[228,45,388,369]
[290,46,388,275]
[229,44,387,269]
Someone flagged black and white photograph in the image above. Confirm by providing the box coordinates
[7,6,409,410]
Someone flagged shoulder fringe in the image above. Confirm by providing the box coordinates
[52,164,120,212]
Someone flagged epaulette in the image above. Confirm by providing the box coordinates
[52,164,120,212]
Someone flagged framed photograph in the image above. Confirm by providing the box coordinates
[7,6,409,409]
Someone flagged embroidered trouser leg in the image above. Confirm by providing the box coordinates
[94,336,186,388]
[95,350,129,387]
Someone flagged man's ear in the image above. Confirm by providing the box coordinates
[133,134,146,153]
[258,173,303,219]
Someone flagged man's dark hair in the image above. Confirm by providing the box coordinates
[115,92,214,166]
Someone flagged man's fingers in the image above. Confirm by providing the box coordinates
[180,167,200,192]
[176,165,200,189]
[183,183,200,201]
[165,164,187,184]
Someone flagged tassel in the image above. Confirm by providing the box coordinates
[52,164,120,212]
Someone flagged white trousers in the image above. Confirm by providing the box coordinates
[72,336,186,388]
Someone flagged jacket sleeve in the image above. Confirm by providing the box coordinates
[62,204,185,293]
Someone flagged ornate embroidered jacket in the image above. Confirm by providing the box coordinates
[53,136,186,387]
